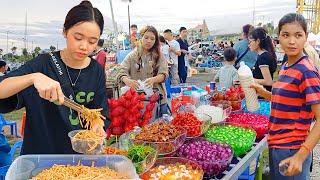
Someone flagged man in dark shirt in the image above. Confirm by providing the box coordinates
[176,27,189,83]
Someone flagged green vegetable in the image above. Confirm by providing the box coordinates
[127,145,156,173]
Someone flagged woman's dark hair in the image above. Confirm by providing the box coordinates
[278,13,307,34]
[64,1,104,35]
[140,26,161,76]
[159,35,166,43]
[249,27,277,61]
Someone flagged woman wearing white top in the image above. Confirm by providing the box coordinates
[159,36,170,62]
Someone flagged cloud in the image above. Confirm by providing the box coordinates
[0,0,296,51]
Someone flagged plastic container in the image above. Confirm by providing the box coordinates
[6,155,139,180]
[132,132,187,156]
[129,122,187,155]
[68,130,105,154]
[172,113,212,138]
[242,99,271,116]
[226,112,269,140]
[177,138,233,176]
[209,101,232,122]
[205,123,256,156]
[128,145,158,175]
[140,157,204,180]
[237,62,259,112]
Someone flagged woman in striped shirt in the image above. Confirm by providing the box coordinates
[252,13,320,179]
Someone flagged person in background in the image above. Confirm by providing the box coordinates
[117,26,169,116]
[95,39,107,70]
[248,27,277,92]
[0,61,6,76]
[130,24,139,47]
[214,47,238,89]
[233,24,258,68]
[163,29,181,85]
[230,40,234,47]
[251,13,320,179]
[0,1,108,154]
[159,35,170,63]
[303,43,320,70]
[176,27,189,83]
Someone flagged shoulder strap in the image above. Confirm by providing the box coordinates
[48,52,75,100]
[235,47,250,67]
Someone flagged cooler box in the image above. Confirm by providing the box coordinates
[6,154,139,180]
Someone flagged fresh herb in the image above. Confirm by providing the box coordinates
[127,145,156,173]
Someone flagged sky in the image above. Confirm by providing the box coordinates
[0,0,296,53]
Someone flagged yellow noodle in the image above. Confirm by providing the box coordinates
[31,164,128,180]
[78,106,105,130]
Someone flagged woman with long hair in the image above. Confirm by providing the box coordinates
[251,13,320,179]
[249,27,277,92]
[117,26,169,116]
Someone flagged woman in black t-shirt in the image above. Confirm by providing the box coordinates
[248,27,277,92]
[0,1,109,154]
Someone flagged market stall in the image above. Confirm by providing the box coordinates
[6,84,270,180]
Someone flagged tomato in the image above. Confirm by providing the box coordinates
[139,93,145,101]
[137,102,145,110]
[111,116,122,127]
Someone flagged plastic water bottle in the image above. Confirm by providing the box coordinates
[237,62,260,112]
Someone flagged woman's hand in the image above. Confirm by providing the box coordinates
[250,83,272,101]
[32,73,64,104]
[92,124,106,137]
[122,77,139,90]
[250,83,266,96]
[144,77,155,89]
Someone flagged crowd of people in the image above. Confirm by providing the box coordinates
[0,1,320,180]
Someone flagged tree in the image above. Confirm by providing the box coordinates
[34,47,41,56]
[49,45,56,52]
[266,22,274,36]
[22,48,28,57]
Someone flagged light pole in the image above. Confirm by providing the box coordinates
[128,0,132,36]
[121,0,132,36]
[6,31,12,54]
[109,0,119,51]
[252,0,255,26]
